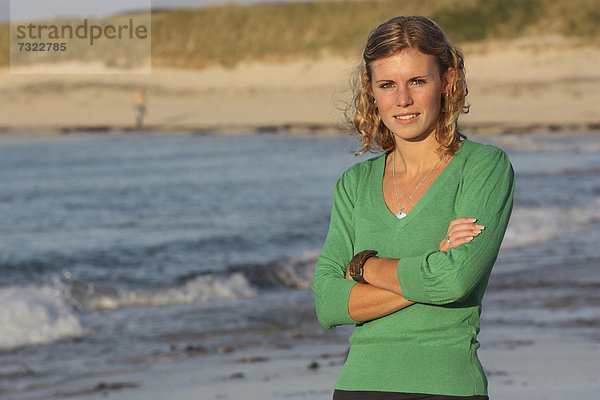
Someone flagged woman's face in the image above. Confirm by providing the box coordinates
[370,49,445,144]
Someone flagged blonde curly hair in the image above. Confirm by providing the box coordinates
[350,15,469,156]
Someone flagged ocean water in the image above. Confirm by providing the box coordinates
[1,132,599,398]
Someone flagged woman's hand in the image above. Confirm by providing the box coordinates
[439,217,485,252]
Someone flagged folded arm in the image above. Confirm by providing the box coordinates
[347,281,413,322]
[359,217,485,296]
[312,147,514,327]
[362,149,514,305]
[347,217,482,321]
[313,167,410,328]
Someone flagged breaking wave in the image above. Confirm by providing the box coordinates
[0,281,85,350]
[0,251,319,350]
[503,196,600,249]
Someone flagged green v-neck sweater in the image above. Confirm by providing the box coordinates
[311,140,515,396]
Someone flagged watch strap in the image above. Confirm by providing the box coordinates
[349,250,378,283]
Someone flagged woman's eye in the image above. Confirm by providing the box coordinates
[379,82,394,89]
[411,79,426,86]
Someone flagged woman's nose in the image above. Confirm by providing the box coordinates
[395,87,413,107]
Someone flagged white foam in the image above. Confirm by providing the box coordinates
[80,251,327,312]
[0,283,85,350]
[86,272,257,311]
[78,251,327,312]
[503,197,600,249]
[485,135,600,154]
[269,250,320,290]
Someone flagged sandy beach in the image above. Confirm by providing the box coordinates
[45,325,600,400]
[1,37,599,136]
[121,332,600,400]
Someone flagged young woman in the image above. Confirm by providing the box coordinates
[311,16,514,399]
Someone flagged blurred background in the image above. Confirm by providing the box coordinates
[0,1,599,399]
[0,0,598,134]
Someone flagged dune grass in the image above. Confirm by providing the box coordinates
[150,0,600,67]
[0,0,598,68]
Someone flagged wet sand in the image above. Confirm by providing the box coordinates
[52,329,599,400]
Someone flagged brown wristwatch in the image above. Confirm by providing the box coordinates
[349,250,378,283]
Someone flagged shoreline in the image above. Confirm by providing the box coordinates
[40,320,600,400]
[1,39,599,138]
[1,120,600,137]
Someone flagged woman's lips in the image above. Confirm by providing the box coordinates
[393,113,419,123]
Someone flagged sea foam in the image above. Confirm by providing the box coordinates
[79,252,320,311]
[486,134,600,154]
[83,272,257,311]
[503,196,600,249]
[0,283,84,350]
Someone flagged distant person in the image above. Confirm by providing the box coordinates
[311,16,515,399]
[132,87,146,130]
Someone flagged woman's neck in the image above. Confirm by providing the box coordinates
[391,136,443,175]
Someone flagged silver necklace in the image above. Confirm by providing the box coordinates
[391,151,441,219]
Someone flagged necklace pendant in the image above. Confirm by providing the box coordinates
[395,211,407,219]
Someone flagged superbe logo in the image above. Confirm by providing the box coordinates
[15,18,149,46]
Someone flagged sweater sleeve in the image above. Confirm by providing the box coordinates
[311,168,360,329]
[397,147,515,305]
